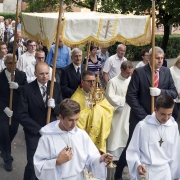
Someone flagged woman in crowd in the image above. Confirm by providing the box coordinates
[136,49,149,68]
[83,45,102,76]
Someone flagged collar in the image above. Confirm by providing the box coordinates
[82,88,89,97]
[149,63,160,71]
[26,51,35,56]
[56,120,77,134]
[118,73,127,80]
[115,54,125,61]
[37,81,47,89]
[5,69,15,81]
[73,63,81,71]
[144,112,175,127]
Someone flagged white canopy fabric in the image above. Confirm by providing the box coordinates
[22,12,151,49]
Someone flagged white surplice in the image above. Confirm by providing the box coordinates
[34,120,107,180]
[24,61,55,83]
[126,113,180,180]
[105,74,131,160]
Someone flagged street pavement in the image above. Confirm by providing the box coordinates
[0,58,179,180]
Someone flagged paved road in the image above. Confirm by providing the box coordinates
[0,58,179,180]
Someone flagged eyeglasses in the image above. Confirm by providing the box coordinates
[6,62,17,65]
[83,80,95,83]
[28,45,36,47]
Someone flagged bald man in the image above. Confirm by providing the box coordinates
[18,62,62,180]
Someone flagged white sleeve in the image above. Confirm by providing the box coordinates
[17,56,23,71]
[168,124,180,179]
[33,136,58,180]
[84,133,107,180]
[103,58,111,73]
[105,80,125,110]
[24,66,36,83]
[126,123,142,180]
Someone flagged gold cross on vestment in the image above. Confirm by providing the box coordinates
[159,138,164,147]
[103,20,112,38]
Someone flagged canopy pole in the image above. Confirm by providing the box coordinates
[85,43,91,70]
[46,0,64,124]
[151,0,156,113]
[9,0,19,125]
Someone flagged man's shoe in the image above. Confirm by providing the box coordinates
[5,163,12,171]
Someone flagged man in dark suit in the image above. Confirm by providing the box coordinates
[114,46,178,180]
[18,62,62,180]
[7,31,27,60]
[60,48,85,99]
[0,54,27,171]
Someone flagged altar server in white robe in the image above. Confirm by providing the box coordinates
[105,60,133,161]
[24,50,54,83]
[34,99,113,180]
[126,95,180,180]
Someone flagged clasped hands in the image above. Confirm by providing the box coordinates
[56,147,73,165]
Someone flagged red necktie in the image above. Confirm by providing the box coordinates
[154,70,159,87]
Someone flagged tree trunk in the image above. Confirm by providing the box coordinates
[161,24,170,53]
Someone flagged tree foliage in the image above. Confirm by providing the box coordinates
[110,0,180,51]
[25,0,98,12]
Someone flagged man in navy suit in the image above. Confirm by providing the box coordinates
[60,48,85,99]
[18,62,62,180]
[0,54,27,171]
[114,46,178,180]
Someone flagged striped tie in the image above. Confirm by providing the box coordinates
[154,70,159,87]
[41,85,46,106]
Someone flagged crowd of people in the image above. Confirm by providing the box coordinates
[0,15,180,180]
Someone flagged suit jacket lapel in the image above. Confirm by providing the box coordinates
[32,80,46,112]
[144,64,151,86]
[158,67,165,87]
[70,63,79,82]
[1,70,9,88]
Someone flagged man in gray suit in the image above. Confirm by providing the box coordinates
[114,46,178,180]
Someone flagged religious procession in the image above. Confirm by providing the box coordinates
[0,0,180,180]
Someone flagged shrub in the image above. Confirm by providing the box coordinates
[0,13,16,20]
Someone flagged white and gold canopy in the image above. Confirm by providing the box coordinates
[22,12,151,49]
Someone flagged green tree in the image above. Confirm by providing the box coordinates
[110,0,180,52]
[25,0,99,12]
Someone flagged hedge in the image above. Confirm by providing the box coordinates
[108,34,180,60]
[0,13,16,20]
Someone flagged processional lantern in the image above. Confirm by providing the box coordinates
[85,70,105,108]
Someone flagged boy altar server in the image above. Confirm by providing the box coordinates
[34,99,113,180]
[126,95,180,180]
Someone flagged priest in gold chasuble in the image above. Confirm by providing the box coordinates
[71,70,114,153]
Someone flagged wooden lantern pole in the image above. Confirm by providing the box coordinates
[151,0,156,113]
[46,0,64,124]
[9,0,19,125]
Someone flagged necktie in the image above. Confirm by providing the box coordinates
[154,70,159,87]
[41,85,46,106]
[77,67,81,82]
